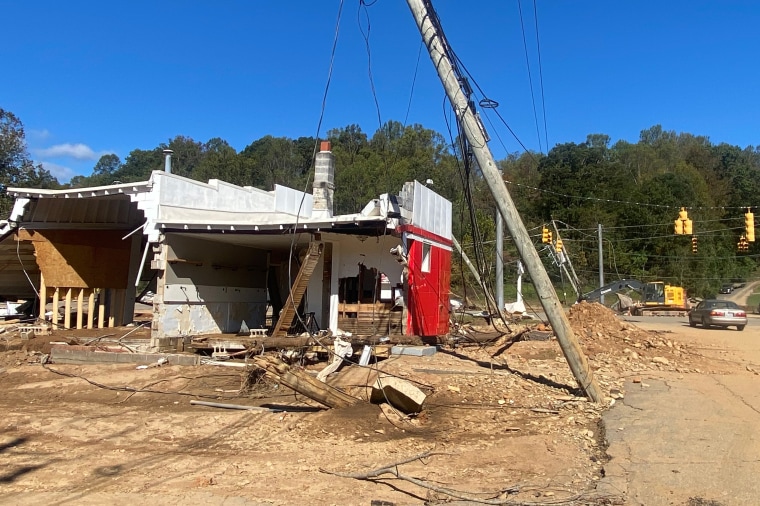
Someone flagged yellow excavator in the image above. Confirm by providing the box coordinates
[578,279,688,316]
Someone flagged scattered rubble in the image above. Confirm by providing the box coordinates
[0,301,743,504]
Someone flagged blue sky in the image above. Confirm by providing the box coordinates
[2,1,758,182]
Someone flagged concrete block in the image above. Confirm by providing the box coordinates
[390,345,437,357]
[49,345,200,366]
[370,375,426,414]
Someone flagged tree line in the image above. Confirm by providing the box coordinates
[2,107,759,299]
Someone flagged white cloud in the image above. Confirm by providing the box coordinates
[38,161,77,182]
[34,143,99,160]
[27,129,51,141]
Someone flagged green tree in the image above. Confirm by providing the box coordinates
[0,108,60,217]
[240,135,313,191]
[162,136,204,179]
[193,138,246,184]
[85,153,123,186]
[113,148,163,183]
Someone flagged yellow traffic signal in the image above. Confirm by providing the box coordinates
[691,236,698,253]
[541,227,550,243]
[674,207,691,235]
[738,234,749,253]
[683,218,693,235]
[745,209,754,242]
[555,238,564,253]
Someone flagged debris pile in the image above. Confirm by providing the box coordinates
[567,301,704,375]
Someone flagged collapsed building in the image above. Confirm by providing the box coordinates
[0,142,452,350]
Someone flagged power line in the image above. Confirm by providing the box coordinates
[505,179,759,211]
[532,0,549,150]
[554,218,742,233]
[517,0,542,153]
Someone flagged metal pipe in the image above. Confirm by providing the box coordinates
[162,149,173,174]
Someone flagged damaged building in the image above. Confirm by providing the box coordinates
[0,142,452,350]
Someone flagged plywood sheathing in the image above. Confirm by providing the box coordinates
[18,229,131,289]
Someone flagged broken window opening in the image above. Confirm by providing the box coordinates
[421,243,432,273]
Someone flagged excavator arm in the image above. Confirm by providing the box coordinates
[578,279,647,303]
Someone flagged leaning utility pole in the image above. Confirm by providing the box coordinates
[406,0,602,402]
[495,210,504,310]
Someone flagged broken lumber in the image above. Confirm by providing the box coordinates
[252,355,359,409]
[190,400,280,412]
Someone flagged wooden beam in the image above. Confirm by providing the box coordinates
[76,288,84,329]
[64,288,72,330]
[98,290,106,329]
[52,287,60,328]
[252,355,359,409]
[87,290,95,329]
[38,273,47,321]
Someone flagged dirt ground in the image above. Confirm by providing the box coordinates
[0,303,743,505]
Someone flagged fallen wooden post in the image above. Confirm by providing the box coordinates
[190,400,280,412]
[252,355,360,409]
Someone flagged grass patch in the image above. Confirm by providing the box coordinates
[747,292,760,313]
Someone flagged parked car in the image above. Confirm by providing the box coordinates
[688,299,747,331]
[719,284,734,294]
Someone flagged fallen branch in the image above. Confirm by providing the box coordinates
[321,450,511,504]
[320,451,604,505]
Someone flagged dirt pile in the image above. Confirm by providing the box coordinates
[567,301,712,375]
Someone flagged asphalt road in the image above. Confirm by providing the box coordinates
[597,313,760,506]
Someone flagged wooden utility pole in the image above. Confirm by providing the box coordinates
[405,0,603,402]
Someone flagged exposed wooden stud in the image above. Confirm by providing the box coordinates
[38,273,47,321]
[52,287,60,328]
[76,288,85,329]
[98,289,106,329]
[87,290,95,329]
[64,288,72,330]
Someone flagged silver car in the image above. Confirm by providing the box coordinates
[688,299,747,331]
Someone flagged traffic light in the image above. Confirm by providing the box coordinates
[674,207,692,234]
[555,238,564,254]
[691,236,698,254]
[745,209,754,242]
[738,234,749,253]
[541,227,550,243]
[683,218,693,235]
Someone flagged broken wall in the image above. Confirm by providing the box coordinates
[313,234,404,336]
[155,234,268,337]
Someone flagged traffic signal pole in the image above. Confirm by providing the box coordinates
[406,0,603,403]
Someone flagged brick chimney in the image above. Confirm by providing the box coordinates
[312,141,335,219]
